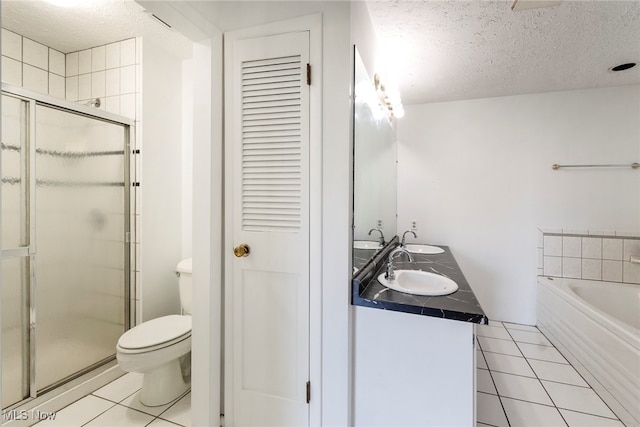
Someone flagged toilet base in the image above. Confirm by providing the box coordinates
[139,358,190,407]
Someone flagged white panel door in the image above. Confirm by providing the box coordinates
[229,31,310,427]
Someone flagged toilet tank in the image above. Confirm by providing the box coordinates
[176,258,193,315]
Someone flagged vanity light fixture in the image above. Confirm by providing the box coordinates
[374,73,404,119]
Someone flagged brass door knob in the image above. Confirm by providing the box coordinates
[234,243,251,257]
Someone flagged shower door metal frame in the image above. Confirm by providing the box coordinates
[1,82,133,407]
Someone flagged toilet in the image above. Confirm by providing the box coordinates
[116,258,193,406]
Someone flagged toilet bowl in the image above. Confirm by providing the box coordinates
[116,259,193,406]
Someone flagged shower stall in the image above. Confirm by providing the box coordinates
[1,83,131,409]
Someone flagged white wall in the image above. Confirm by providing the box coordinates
[140,38,185,320]
[397,85,640,325]
[181,58,194,259]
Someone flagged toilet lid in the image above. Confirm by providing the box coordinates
[118,315,191,350]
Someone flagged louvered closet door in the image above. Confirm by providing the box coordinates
[230,31,310,427]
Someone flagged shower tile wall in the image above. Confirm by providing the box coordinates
[1,28,143,326]
[537,229,640,284]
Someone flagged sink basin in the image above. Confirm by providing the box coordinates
[404,244,444,254]
[354,240,382,250]
[378,270,458,296]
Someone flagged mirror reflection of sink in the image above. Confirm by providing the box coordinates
[404,244,444,254]
[354,240,383,250]
[378,270,458,296]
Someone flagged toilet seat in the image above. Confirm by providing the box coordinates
[118,315,191,353]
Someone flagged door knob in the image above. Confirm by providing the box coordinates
[234,243,251,257]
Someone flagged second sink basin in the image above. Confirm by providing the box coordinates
[404,244,444,254]
[378,270,458,296]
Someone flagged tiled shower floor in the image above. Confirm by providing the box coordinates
[29,321,626,427]
[476,321,625,427]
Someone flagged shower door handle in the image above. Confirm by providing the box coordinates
[234,243,251,258]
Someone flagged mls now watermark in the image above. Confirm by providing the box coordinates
[2,409,57,422]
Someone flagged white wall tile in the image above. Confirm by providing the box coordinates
[22,38,48,70]
[105,95,120,115]
[78,73,92,100]
[581,237,602,259]
[23,64,48,93]
[2,29,22,61]
[106,42,120,69]
[66,52,79,77]
[120,65,136,94]
[602,260,623,282]
[602,238,623,260]
[581,259,601,281]
[65,76,79,101]
[622,239,640,262]
[48,73,65,98]
[91,70,106,98]
[2,56,22,86]
[78,49,92,74]
[562,236,581,258]
[543,235,562,256]
[622,262,640,284]
[588,230,614,237]
[543,256,562,277]
[91,45,106,71]
[562,257,581,279]
[105,68,120,96]
[120,93,136,119]
[120,39,136,66]
[49,48,65,76]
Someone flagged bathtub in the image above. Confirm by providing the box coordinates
[537,276,640,426]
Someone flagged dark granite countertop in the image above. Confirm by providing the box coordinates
[352,243,488,324]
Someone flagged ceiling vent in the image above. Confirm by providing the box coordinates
[511,0,562,12]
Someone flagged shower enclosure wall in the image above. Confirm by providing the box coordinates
[1,83,132,409]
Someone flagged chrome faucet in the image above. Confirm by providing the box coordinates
[401,230,417,247]
[368,228,386,246]
[385,246,414,280]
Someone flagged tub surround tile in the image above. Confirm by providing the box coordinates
[543,256,562,277]
[602,239,623,260]
[23,64,48,93]
[478,336,521,357]
[106,42,121,69]
[500,398,567,427]
[48,73,65,99]
[48,49,65,76]
[492,372,553,405]
[477,392,509,427]
[2,28,23,61]
[23,38,48,70]
[529,360,588,387]
[120,65,136,94]
[353,244,487,324]
[483,352,536,377]
[92,70,106,98]
[544,236,563,256]
[79,49,92,74]
[92,45,106,72]
[559,409,625,426]
[623,239,640,262]
[2,56,22,86]
[66,52,79,77]
[563,229,588,236]
[66,76,79,102]
[542,380,617,419]
[562,257,581,279]
[589,230,615,237]
[582,258,602,281]
[121,39,136,66]
[622,261,640,284]
[563,236,582,257]
[79,74,92,100]
[582,237,602,259]
[602,260,623,282]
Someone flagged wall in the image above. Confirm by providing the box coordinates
[397,85,640,325]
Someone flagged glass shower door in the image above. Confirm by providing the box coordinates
[34,104,128,392]
[1,94,32,408]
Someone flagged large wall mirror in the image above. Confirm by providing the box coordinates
[352,47,398,275]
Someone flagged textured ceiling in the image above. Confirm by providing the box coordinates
[1,0,192,57]
[367,0,640,104]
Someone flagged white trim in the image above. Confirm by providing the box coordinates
[224,14,323,427]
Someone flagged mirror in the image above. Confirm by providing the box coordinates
[352,47,398,275]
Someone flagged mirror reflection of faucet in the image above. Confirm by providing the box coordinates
[368,228,386,246]
[385,246,414,280]
[401,230,417,247]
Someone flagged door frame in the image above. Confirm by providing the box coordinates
[223,13,323,426]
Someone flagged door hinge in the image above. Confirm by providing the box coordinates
[306,64,311,86]
[306,381,311,403]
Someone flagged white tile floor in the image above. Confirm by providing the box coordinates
[476,321,625,427]
[27,320,625,427]
[33,373,190,427]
